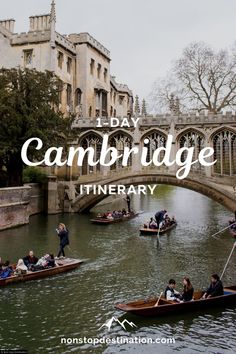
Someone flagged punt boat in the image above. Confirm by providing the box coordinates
[90,211,139,225]
[115,286,236,317]
[0,258,84,286]
[139,221,177,236]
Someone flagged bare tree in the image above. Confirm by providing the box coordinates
[150,41,236,113]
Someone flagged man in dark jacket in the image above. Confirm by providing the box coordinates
[56,223,69,258]
[203,274,224,298]
[23,250,38,268]
[155,209,167,228]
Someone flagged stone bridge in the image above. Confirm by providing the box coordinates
[50,112,236,213]
[68,169,236,212]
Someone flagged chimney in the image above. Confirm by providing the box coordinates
[0,19,15,33]
[29,15,51,31]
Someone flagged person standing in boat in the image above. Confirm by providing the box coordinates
[202,274,224,298]
[164,279,180,301]
[56,223,69,258]
[155,209,167,229]
[125,195,131,213]
[180,277,194,301]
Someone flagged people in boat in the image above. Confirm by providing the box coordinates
[149,217,157,229]
[0,261,13,279]
[164,279,180,301]
[180,277,194,302]
[56,223,69,258]
[15,259,28,275]
[202,274,224,298]
[46,254,56,268]
[122,208,127,216]
[31,254,57,271]
[23,250,38,269]
[155,209,167,229]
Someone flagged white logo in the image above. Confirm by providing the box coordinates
[99,316,137,331]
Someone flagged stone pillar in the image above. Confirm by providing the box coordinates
[169,119,177,174]
[132,124,141,173]
[47,175,62,214]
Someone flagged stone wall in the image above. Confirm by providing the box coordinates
[0,184,45,231]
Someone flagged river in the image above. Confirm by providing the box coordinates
[0,185,235,354]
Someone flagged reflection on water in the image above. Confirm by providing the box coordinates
[0,185,235,353]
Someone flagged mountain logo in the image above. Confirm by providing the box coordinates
[99,316,137,331]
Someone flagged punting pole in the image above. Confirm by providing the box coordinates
[220,242,236,280]
[211,222,236,239]
[155,292,163,307]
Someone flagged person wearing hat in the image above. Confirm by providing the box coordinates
[56,223,69,258]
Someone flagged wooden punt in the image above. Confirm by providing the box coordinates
[115,286,236,317]
[139,221,177,236]
[90,212,139,225]
[0,258,84,287]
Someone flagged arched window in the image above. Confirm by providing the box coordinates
[212,130,236,176]
[178,130,205,172]
[75,88,82,106]
[80,134,102,175]
[142,131,167,164]
[109,133,133,170]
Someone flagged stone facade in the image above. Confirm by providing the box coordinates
[0,184,44,230]
[0,1,133,118]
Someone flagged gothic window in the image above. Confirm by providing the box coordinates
[104,68,108,82]
[80,134,102,175]
[24,50,33,67]
[179,131,205,172]
[143,131,167,165]
[57,51,64,69]
[97,63,101,79]
[109,133,133,170]
[67,57,72,74]
[75,88,82,106]
[66,84,72,106]
[90,59,95,75]
[119,95,124,105]
[212,130,236,176]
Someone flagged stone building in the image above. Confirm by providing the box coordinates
[0,0,133,118]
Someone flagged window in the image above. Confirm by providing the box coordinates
[104,68,108,82]
[97,63,101,79]
[66,84,72,105]
[24,50,33,67]
[119,95,124,105]
[90,59,95,75]
[58,51,64,69]
[67,57,72,74]
[75,88,82,106]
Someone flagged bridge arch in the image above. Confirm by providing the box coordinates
[72,173,236,212]
[140,128,168,141]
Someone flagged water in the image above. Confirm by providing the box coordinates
[0,185,236,354]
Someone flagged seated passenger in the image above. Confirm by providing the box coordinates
[202,274,224,298]
[180,277,194,302]
[164,279,180,301]
[23,250,38,268]
[46,254,56,268]
[0,261,13,278]
[122,208,127,215]
[149,217,157,229]
[15,259,28,275]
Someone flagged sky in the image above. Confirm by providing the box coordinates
[1,0,236,100]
